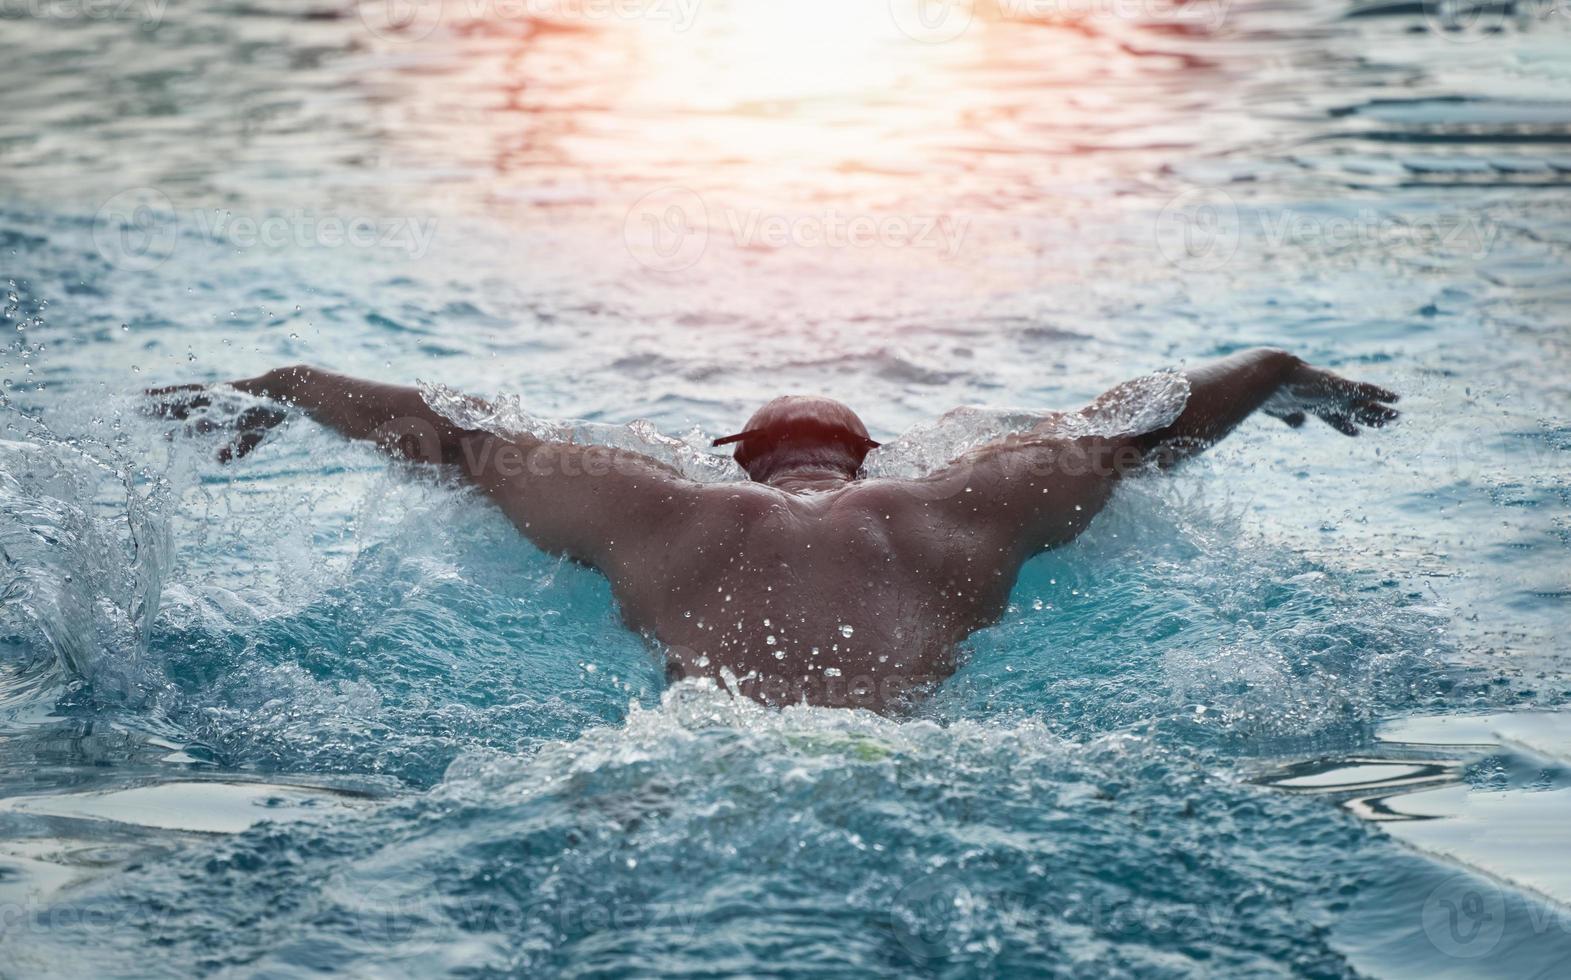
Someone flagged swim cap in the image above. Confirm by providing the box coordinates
[712,396,880,472]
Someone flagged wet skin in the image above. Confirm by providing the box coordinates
[147,348,1398,712]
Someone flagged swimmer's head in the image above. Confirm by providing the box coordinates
[713,396,880,483]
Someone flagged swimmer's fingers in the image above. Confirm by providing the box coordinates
[1264,407,1306,428]
[1346,380,1399,404]
[142,384,213,420]
[1314,402,1395,437]
[236,405,288,431]
[217,430,267,463]
[1282,365,1400,435]
[215,406,288,463]
[145,384,287,460]
[1286,364,1399,406]
[1317,411,1361,437]
[1354,400,1399,428]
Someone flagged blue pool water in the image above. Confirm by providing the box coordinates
[2,0,1570,975]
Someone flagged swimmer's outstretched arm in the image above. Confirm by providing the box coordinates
[147,365,485,464]
[1117,347,1399,466]
[924,348,1398,555]
[146,365,697,567]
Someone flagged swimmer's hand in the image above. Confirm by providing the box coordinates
[143,383,288,462]
[1261,361,1399,437]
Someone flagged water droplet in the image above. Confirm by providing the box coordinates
[766,635,777,645]
[839,624,854,638]
[773,650,785,660]
[824,667,842,678]
[1031,599,1044,611]
[684,610,691,618]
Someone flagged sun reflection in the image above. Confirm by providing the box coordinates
[377,0,1136,236]
[660,0,912,105]
[600,0,984,207]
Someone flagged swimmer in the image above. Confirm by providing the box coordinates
[147,348,1397,712]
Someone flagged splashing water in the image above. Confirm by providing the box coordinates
[864,371,1191,479]
[422,381,746,483]
[0,438,169,707]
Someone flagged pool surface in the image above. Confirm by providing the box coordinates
[2,0,1570,975]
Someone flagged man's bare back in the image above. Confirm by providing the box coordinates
[148,348,1398,712]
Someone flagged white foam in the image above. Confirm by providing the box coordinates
[864,370,1190,479]
[423,370,1189,485]
[420,382,746,483]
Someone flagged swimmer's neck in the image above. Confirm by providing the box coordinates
[759,466,858,495]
